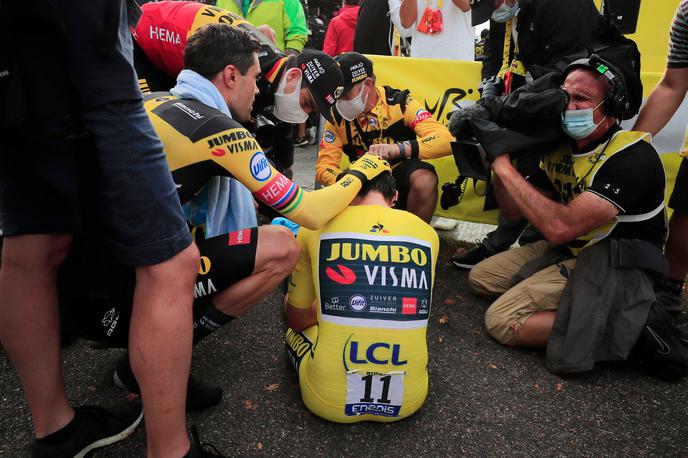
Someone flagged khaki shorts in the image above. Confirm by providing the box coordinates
[468,241,576,344]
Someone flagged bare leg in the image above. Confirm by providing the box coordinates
[505,311,557,348]
[405,169,438,223]
[211,226,299,317]
[297,122,307,140]
[666,211,688,282]
[0,234,74,437]
[129,243,200,458]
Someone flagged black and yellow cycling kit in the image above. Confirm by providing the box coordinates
[58,94,389,347]
[286,205,439,423]
[316,85,453,186]
[144,92,388,229]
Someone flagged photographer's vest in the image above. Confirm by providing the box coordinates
[543,130,664,255]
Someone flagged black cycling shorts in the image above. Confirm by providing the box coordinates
[59,227,259,347]
[669,157,688,213]
[392,159,437,211]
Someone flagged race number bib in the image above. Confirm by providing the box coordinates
[345,371,405,417]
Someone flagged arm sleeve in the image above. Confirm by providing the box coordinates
[315,121,346,186]
[402,97,453,160]
[388,0,414,38]
[287,230,316,309]
[322,21,337,56]
[194,123,367,229]
[283,0,308,52]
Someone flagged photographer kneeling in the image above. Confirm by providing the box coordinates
[468,53,675,374]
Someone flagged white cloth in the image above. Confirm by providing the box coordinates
[389,0,414,39]
[171,69,257,236]
[408,0,474,61]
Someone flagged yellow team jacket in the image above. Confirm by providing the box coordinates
[316,85,453,186]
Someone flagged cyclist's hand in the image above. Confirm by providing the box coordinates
[346,154,391,183]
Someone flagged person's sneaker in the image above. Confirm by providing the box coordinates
[113,355,223,412]
[451,243,492,269]
[656,287,686,314]
[185,426,226,457]
[294,136,309,147]
[31,403,143,458]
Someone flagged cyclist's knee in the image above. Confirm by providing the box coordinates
[258,226,299,276]
[409,169,438,192]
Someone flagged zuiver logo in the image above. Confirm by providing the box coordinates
[325,265,356,285]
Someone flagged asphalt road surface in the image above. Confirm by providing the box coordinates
[2,146,687,456]
[2,244,687,457]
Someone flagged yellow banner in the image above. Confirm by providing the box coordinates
[366,51,683,224]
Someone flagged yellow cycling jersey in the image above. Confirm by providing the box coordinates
[287,205,439,423]
[143,92,384,230]
[316,85,453,186]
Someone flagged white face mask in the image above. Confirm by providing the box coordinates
[336,80,369,121]
[273,69,309,123]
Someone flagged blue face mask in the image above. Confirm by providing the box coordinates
[561,100,606,140]
[491,2,520,23]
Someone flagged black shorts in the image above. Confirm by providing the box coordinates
[392,159,438,210]
[59,227,259,347]
[669,157,688,213]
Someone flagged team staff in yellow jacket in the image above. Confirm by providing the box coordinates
[316,52,454,223]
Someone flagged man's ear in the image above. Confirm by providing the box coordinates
[223,64,239,89]
[391,190,399,207]
[286,67,302,83]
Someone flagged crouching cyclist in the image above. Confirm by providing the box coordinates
[285,172,439,422]
[58,24,390,412]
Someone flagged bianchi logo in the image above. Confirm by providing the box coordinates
[325,264,357,285]
[349,294,367,311]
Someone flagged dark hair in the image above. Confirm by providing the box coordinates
[344,0,360,5]
[358,172,396,201]
[184,24,261,79]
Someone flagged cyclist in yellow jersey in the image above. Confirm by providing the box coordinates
[58,24,389,411]
[286,173,439,423]
[317,52,453,223]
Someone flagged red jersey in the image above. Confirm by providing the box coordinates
[132,1,281,78]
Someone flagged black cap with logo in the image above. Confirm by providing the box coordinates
[335,52,374,92]
[295,50,345,123]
